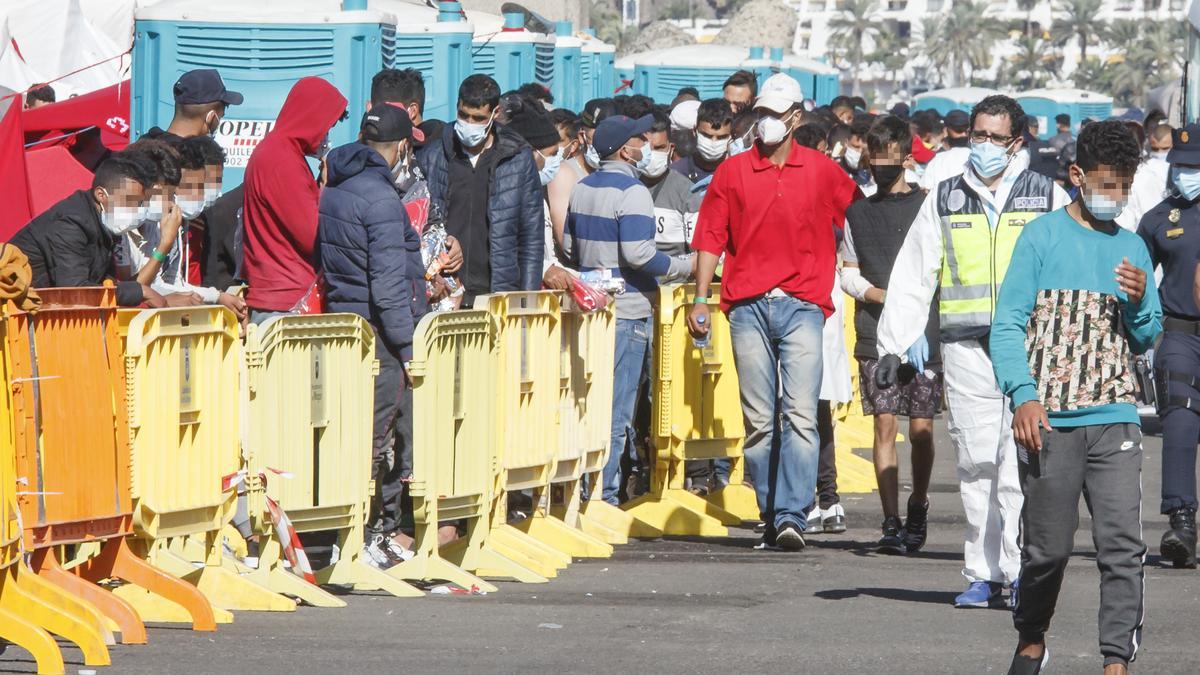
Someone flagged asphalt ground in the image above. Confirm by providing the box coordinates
[3,418,1198,675]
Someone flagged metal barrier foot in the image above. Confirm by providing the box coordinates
[702,483,761,523]
[95,537,224,629]
[578,500,659,541]
[6,562,111,665]
[621,493,731,537]
[0,565,66,675]
[33,548,147,645]
[512,514,614,558]
[387,554,498,592]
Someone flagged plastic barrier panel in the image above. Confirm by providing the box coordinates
[830,298,882,494]
[391,310,542,587]
[242,314,421,603]
[117,307,293,617]
[623,284,751,536]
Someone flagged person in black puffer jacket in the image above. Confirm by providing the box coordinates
[418,74,543,303]
[317,105,424,563]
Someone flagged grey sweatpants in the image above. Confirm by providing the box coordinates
[1013,423,1146,667]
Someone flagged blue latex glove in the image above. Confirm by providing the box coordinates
[906,334,929,373]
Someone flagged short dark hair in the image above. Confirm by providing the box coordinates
[550,107,582,138]
[677,86,700,99]
[648,108,671,135]
[622,94,656,120]
[1074,119,1141,174]
[697,98,732,130]
[912,109,943,137]
[458,74,500,111]
[830,96,854,112]
[670,128,695,158]
[866,115,913,156]
[177,101,224,120]
[1056,113,1071,127]
[167,137,207,171]
[517,82,553,105]
[182,135,226,167]
[371,68,425,110]
[722,70,757,97]
[125,139,182,187]
[731,110,758,140]
[970,95,1026,138]
[27,84,55,104]
[92,154,153,191]
[849,96,867,111]
[849,116,873,140]
[827,122,852,148]
[793,124,825,151]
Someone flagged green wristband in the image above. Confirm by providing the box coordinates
[152,250,168,263]
[692,296,708,305]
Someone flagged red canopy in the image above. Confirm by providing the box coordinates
[22,79,131,150]
[0,98,34,242]
[25,145,92,216]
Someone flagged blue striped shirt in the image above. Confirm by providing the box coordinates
[564,161,690,319]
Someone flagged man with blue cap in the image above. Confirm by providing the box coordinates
[1137,122,1200,569]
[145,69,244,142]
[564,115,693,505]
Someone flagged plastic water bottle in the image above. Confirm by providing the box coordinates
[693,314,710,349]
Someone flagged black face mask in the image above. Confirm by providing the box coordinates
[946,135,969,148]
[870,164,905,190]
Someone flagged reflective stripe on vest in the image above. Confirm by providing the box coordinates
[938,211,1037,329]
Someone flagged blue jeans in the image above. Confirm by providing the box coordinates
[604,316,653,505]
[728,294,824,531]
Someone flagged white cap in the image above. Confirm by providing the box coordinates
[669,99,700,132]
[754,73,803,114]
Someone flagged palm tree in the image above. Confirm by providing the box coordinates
[828,0,880,96]
[921,1,1004,87]
[1070,58,1110,92]
[1015,0,1039,39]
[1102,19,1141,52]
[868,28,908,94]
[1007,34,1059,90]
[1052,0,1104,63]
[1141,20,1187,74]
[1109,46,1157,107]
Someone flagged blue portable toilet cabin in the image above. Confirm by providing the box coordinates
[622,45,764,104]
[468,10,555,94]
[913,87,999,116]
[552,22,584,112]
[1016,88,1113,140]
[776,52,840,106]
[133,0,395,189]
[580,30,616,100]
[371,0,473,124]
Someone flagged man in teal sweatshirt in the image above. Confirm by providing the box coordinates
[992,120,1162,675]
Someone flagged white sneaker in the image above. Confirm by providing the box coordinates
[822,503,847,534]
[384,537,416,563]
[361,535,392,570]
[806,505,823,533]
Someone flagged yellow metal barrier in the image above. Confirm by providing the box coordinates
[391,310,540,588]
[115,307,293,619]
[831,298,881,495]
[623,284,750,536]
[241,314,422,604]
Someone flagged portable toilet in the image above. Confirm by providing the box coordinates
[777,52,841,106]
[468,10,555,93]
[1016,88,1114,139]
[133,0,396,189]
[743,47,772,83]
[614,52,636,95]
[914,87,999,116]
[372,0,473,123]
[629,45,766,104]
[552,21,583,111]
[580,30,616,100]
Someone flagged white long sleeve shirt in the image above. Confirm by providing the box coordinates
[118,220,222,303]
[1116,157,1170,232]
[877,153,1070,358]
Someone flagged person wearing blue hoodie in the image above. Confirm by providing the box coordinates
[318,104,426,569]
[991,120,1162,675]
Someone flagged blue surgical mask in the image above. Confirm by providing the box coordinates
[539,147,564,186]
[1172,166,1200,201]
[969,140,1012,179]
[584,144,601,169]
[1083,192,1126,221]
[455,116,493,148]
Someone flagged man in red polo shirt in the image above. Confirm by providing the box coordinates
[688,73,859,551]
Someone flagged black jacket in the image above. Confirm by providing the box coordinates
[200,185,243,292]
[9,190,143,306]
[418,124,544,293]
[318,143,422,359]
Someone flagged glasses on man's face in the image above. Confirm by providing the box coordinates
[969,130,1015,146]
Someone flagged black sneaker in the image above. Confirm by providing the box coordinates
[878,516,905,555]
[1161,506,1197,569]
[902,498,929,552]
[1006,646,1049,675]
[775,521,806,551]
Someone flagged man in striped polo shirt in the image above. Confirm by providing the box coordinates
[564,114,693,505]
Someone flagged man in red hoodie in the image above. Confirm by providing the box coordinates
[242,77,348,321]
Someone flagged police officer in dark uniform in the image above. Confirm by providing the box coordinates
[1138,122,1200,568]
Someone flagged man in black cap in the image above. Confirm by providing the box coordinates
[144,69,244,142]
[919,108,972,191]
[1137,123,1200,569]
[564,114,692,505]
[576,97,618,173]
[318,104,426,568]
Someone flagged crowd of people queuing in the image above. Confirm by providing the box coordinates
[15,61,1200,674]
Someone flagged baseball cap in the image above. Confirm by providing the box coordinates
[581,98,618,128]
[592,115,654,159]
[754,73,802,114]
[669,100,700,132]
[944,109,969,130]
[361,104,422,143]
[173,69,243,106]
[1168,123,1200,165]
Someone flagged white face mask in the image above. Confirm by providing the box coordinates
[98,189,143,236]
[455,115,493,148]
[584,144,601,169]
[143,193,169,222]
[177,196,205,220]
[203,186,223,208]
[844,146,863,170]
[641,149,670,179]
[1150,149,1170,161]
[538,147,565,186]
[695,134,729,162]
[756,113,792,146]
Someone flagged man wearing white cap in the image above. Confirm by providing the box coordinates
[688,73,861,550]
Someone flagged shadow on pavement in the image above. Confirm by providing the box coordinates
[813,586,961,606]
